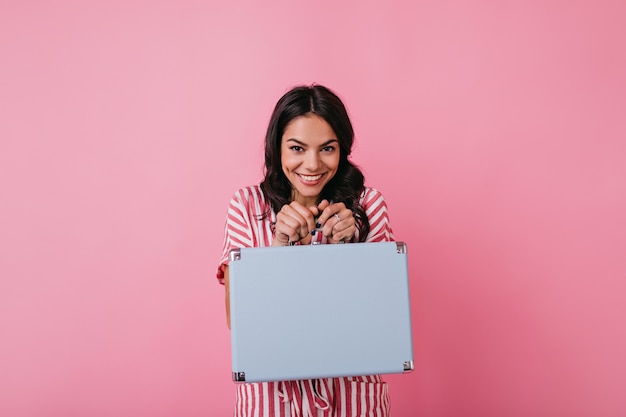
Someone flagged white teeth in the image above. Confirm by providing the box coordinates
[299,174,323,181]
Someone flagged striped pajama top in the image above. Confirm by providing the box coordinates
[217,185,395,417]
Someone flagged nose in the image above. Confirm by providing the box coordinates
[303,151,321,171]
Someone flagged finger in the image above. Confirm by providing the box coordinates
[284,203,317,240]
[276,206,308,242]
[333,222,356,243]
[321,207,353,239]
[317,199,330,212]
[288,201,318,236]
[332,208,356,242]
[308,205,320,219]
[316,202,346,228]
[274,215,302,243]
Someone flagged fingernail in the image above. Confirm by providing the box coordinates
[315,222,321,229]
[311,230,316,236]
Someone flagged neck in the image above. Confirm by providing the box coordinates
[291,192,318,208]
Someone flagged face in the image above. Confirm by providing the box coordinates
[281,113,340,207]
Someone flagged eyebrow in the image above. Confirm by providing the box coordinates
[285,138,339,147]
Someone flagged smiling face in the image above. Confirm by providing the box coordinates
[280,113,340,207]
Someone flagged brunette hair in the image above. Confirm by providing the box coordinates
[259,84,369,242]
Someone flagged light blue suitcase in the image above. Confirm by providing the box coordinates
[228,241,414,383]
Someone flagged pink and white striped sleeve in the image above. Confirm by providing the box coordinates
[361,187,395,243]
[216,189,255,285]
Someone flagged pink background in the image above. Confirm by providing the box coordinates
[1,1,625,416]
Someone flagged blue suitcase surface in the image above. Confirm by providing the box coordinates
[228,241,414,383]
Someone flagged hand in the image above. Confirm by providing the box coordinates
[315,200,356,244]
[272,201,318,246]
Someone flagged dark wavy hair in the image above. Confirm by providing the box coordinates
[259,84,369,242]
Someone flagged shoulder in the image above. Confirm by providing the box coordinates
[227,185,269,218]
[359,186,388,208]
[230,185,266,204]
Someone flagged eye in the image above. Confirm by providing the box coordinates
[321,146,336,152]
[289,146,304,152]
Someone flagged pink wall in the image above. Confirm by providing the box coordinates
[1,1,625,416]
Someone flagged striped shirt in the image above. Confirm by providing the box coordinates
[217,185,394,417]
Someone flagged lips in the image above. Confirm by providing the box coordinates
[296,173,327,186]
[298,173,324,182]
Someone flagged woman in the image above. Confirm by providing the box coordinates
[217,84,394,417]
